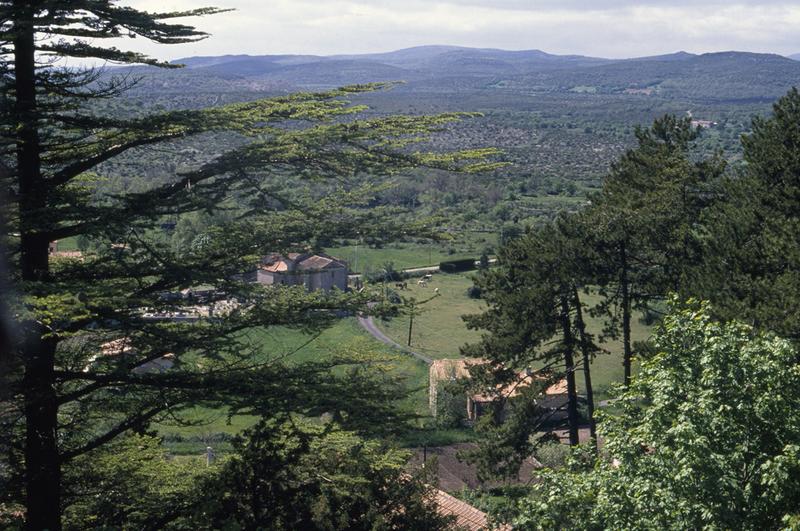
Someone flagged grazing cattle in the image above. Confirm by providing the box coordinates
[423,273,433,281]
[434,287,440,295]
[417,279,427,287]
[395,281,408,290]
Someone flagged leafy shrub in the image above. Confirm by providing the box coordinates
[365,261,404,283]
[534,441,571,469]
[440,258,477,273]
[386,289,401,304]
[435,382,467,429]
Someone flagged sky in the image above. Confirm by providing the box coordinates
[119,0,800,60]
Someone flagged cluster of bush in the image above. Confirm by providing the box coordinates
[439,258,478,273]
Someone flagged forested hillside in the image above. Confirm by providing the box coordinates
[95,46,800,244]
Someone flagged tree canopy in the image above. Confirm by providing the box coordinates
[513,301,800,530]
[0,2,499,529]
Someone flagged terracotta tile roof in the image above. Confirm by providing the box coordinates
[259,252,346,273]
[544,378,568,395]
[297,255,335,270]
[434,489,510,531]
[262,260,289,273]
[472,374,567,403]
[94,339,174,374]
[100,338,134,356]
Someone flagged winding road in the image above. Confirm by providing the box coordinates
[353,260,496,366]
[357,313,433,365]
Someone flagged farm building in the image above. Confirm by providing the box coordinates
[429,358,568,421]
[251,252,348,292]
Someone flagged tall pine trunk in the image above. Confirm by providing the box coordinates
[620,242,632,388]
[558,294,580,446]
[14,3,63,529]
[572,287,597,450]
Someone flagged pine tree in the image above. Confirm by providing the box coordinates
[691,88,800,338]
[586,115,722,386]
[461,219,600,476]
[0,3,498,528]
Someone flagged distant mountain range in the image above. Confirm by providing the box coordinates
[789,53,800,61]
[118,46,800,104]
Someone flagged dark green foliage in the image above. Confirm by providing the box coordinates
[582,114,724,384]
[62,435,209,530]
[465,285,482,299]
[460,92,800,528]
[434,382,467,429]
[689,88,800,339]
[478,252,490,270]
[460,220,597,476]
[459,114,726,479]
[439,258,477,273]
[191,419,454,530]
[0,3,500,528]
[498,224,523,247]
[532,440,571,470]
[366,261,405,283]
[57,425,455,531]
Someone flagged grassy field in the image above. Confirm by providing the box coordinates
[375,272,652,400]
[53,236,79,251]
[326,233,497,273]
[156,265,652,454]
[375,272,487,359]
[155,318,433,454]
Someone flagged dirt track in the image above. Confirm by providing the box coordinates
[356,313,433,365]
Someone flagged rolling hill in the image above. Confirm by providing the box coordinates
[146,46,800,103]
[96,45,800,243]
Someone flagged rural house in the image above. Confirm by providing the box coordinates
[429,358,568,421]
[252,252,349,292]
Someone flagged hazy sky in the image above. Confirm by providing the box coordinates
[120,0,800,59]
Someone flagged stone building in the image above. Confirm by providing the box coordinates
[253,252,348,292]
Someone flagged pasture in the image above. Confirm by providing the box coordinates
[375,272,652,400]
[326,232,497,273]
[157,267,653,454]
[155,318,432,454]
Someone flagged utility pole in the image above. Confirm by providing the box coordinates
[407,311,414,347]
[404,292,440,348]
[354,237,359,274]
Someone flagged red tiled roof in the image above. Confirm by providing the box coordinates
[297,255,337,270]
[259,252,346,273]
[262,260,289,272]
[434,489,510,531]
